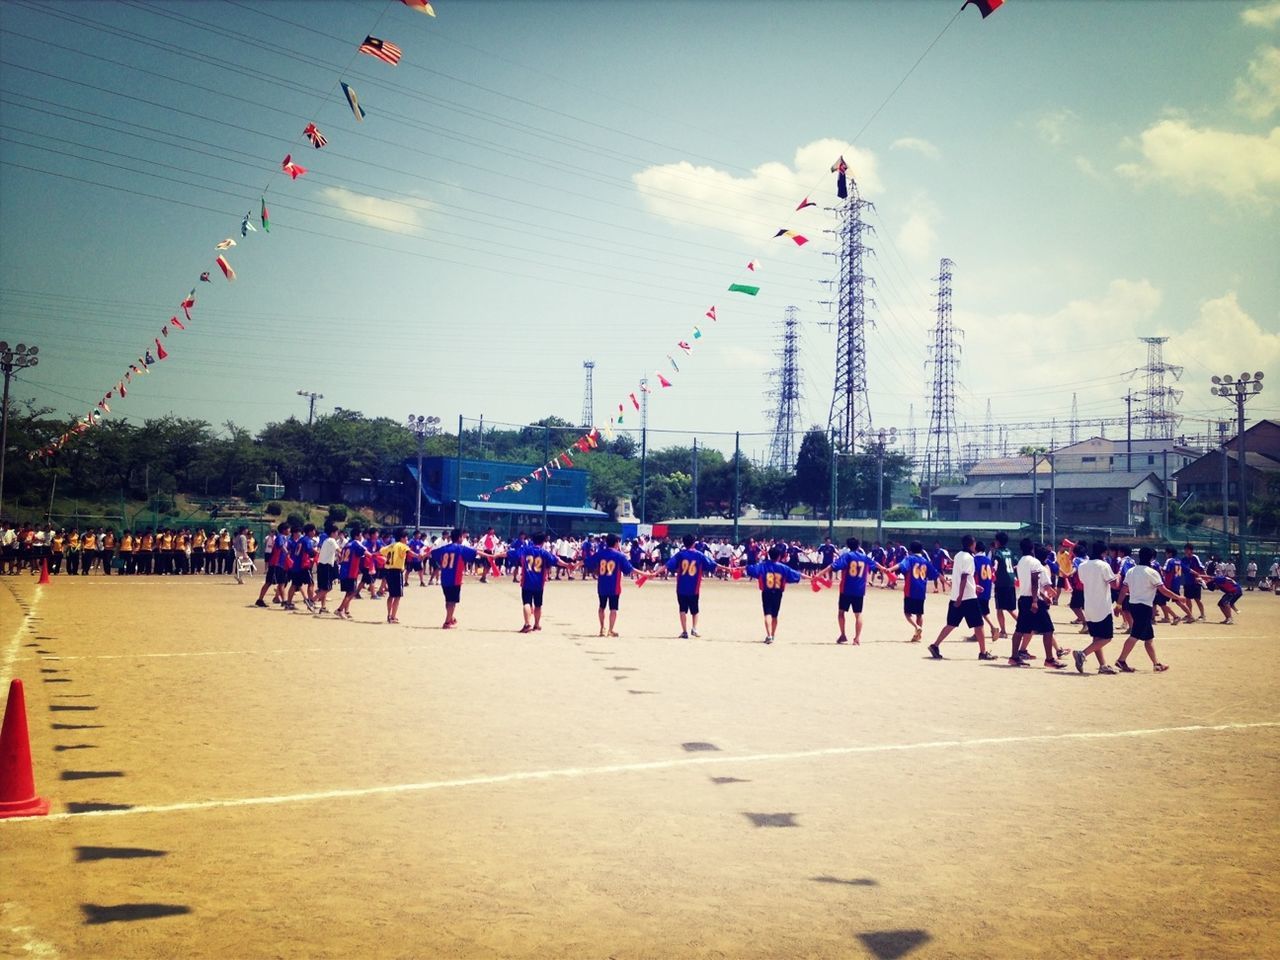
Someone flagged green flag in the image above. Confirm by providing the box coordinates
[728,283,759,296]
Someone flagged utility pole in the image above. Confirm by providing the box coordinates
[828,430,837,540]
[406,414,441,530]
[767,306,802,470]
[0,341,40,522]
[872,427,898,546]
[732,431,741,545]
[639,378,649,524]
[691,438,699,520]
[1123,391,1134,471]
[1211,371,1265,568]
[542,423,550,534]
[296,389,323,426]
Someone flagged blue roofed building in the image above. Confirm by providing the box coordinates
[405,456,609,535]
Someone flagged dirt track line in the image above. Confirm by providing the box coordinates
[3,720,1277,827]
[2,583,42,687]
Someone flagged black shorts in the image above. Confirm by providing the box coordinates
[1153,592,1167,607]
[1218,593,1238,610]
[1183,581,1202,601]
[1129,603,1155,641]
[340,576,357,595]
[946,598,984,629]
[677,594,700,615]
[1087,617,1114,640]
[385,569,403,598]
[903,596,925,617]
[360,571,374,585]
[761,590,783,617]
[442,584,461,604]
[317,563,337,592]
[839,594,864,614]
[1120,597,1131,612]
[406,559,423,572]
[1015,596,1054,635]
[290,568,312,589]
[995,583,1016,612]
[521,588,544,608]
[977,595,991,615]
[1069,589,1085,610]
[598,594,619,611]
[268,566,288,585]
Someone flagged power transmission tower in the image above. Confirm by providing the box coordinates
[906,402,917,469]
[767,306,802,470]
[1132,336,1184,438]
[1069,393,1080,444]
[826,175,875,453]
[922,257,960,491]
[580,360,596,427]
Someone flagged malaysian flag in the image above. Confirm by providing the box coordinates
[303,122,327,149]
[359,36,402,65]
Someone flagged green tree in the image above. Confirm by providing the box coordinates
[792,428,832,517]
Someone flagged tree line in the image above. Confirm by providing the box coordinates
[3,403,915,521]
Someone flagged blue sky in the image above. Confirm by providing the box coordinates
[1,0,1277,463]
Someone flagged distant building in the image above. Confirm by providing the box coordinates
[405,456,608,534]
[964,456,1051,483]
[931,472,1168,529]
[1049,437,1200,492]
[1173,419,1280,504]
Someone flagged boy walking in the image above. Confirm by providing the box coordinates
[745,545,804,645]
[585,533,634,637]
[1113,546,1188,672]
[516,533,573,632]
[665,534,720,638]
[928,535,995,660]
[1074,541,1120,674]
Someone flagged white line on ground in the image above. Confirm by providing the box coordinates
[3,720,1275,826]
[1,585,41,688]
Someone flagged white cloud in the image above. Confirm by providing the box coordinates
[1242,1,1280,28]
[318,186,424,234]
[1169,291,1280,378]
[1074,155,1103,180]
[890,137,940,159]
[896,213,936,262]
[718,344,771,371]
[632,139,882,243]
[1234,46,1280,120]
[1037,108,1077,146]
[1115,118,1280,203]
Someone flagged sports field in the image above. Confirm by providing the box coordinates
[2,572,1278,960]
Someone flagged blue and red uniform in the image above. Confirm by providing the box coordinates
[588,548,633,597]
[518,546,560,593]
[973,553,994,607]
[432,543,478,588]
[666,548,717,596]
[340,539,366,589]
[898,554,936,615]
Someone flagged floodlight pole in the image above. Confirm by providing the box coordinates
[1210,372,1265,569]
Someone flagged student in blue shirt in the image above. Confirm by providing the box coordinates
[584,533,634,637]
[517,532,573,633]
[897,541,938,643]
[745,545,805,645]
[431,528,495,629]
[816,537,887,646]
[665,534,721,639]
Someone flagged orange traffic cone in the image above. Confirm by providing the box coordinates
[0,679,51,819]
[38,559,50,584]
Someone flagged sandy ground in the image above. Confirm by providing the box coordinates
[1,567,1278,960]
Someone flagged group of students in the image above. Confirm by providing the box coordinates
[0,522,247,576]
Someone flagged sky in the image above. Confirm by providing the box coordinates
[1,0,1278,465]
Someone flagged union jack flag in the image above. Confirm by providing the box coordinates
[303,123,327,149]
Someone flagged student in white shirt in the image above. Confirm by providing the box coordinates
[1074,541,1120,674]
[1112,546,1189,674]
[928,535,995,660]
[1010,538,1064,668]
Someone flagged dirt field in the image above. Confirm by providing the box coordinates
[2,567,1278,960]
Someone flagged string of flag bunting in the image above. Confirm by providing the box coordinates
[27,0,1000,462]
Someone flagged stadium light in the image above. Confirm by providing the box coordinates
[1210,370,1265,574]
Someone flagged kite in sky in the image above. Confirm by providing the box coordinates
[341,82,366,122]
[773,229,808,246]
[962,0,1003,17]
[303,123,328,149]
[281,155,307,180]
[359,36,403,65]
[400,0,436,15]
[832,155,848,200]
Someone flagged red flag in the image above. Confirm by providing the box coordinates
[561,452,574,467]
[170,315,185,330]
[216,255,235,281]
[705,305,716,321]
[180,290,195,321]
[796,196,816,210]
[281,154,307,179]
[630,393,640,410]
[658,374,672,387]
[400,0,436,14]
[118,381,127,397]
[155,339,168,359]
